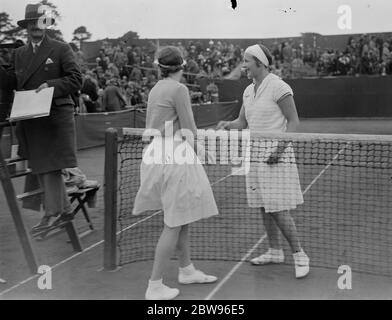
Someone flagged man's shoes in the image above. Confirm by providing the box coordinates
[293,250,310,279]
[54,212,74,224]
[31,216,53,235]
[250,248,285,265]
[31,212,74,238]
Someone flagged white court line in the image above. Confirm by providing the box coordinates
[204,234,267,300]
[0,239,105,296]
[0,167,238,296]
[302,146,348,195]
[204,144,349,300]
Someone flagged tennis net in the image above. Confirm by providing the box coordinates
[104,128,392,277]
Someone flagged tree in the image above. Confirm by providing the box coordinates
[0,12,24,43]
[122,30,139,46]
[72,26,92,48]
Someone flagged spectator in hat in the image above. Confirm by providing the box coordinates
[130,66,143,82]
[102,78,127,112]
[113,47,127,69]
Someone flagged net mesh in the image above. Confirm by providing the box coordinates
[115,129,392,277]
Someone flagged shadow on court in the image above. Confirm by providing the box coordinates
[1,118,392,299]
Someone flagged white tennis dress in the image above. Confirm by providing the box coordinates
[132,79,219,227]
[243,73,304,213]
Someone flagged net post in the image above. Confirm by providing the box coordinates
[103,128,118,271]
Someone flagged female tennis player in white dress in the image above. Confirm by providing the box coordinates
[133,47,219,300]
[217,44,310,279]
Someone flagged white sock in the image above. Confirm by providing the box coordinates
[179,263,196,275]
[148,278,163,289]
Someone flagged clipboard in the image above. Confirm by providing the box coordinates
[8,87,54,121]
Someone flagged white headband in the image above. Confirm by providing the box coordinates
[245,45,269,67]
[153,59,187,69]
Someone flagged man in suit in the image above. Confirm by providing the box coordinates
[102,78,127,112]
[0,3,82,235]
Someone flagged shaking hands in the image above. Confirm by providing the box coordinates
[216,121,231,130]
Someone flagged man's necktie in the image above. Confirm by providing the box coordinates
[33,44,38,54]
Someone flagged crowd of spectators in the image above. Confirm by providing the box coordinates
[314,34,392,76]
[76,39,242,112]
[76,40,156,113]
[268,34,392,78]
[2,33,392,113]
[77,34,392,112]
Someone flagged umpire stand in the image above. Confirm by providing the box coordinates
[0,120,87,275]
[0,121,38,275]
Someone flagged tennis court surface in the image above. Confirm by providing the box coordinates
[1,119,392,299]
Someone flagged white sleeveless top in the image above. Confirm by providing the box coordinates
[243,73,293,132]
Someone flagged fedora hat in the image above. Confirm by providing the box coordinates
[17,3,55,29]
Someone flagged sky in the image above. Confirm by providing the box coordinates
[1,0,392,42]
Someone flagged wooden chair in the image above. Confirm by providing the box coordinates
[4,155,99,251]
[13,170,100,244]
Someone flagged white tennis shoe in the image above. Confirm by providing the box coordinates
[178,269,217,284]
[250,248,285,265]
[293,250,310,279]
[145,280,179,300]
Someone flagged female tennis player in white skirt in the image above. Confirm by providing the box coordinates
[217,44,310,279]
[133,47,219,300]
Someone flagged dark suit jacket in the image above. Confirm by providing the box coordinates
[0,35,82,174]
[102,85,126,112]
[0,66,14,122]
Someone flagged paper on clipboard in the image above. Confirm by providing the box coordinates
[9,87,54,121]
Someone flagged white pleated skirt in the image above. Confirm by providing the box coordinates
[246,141,304,213]
[132,136,219,227]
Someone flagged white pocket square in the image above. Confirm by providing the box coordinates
[45,58,54,64]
